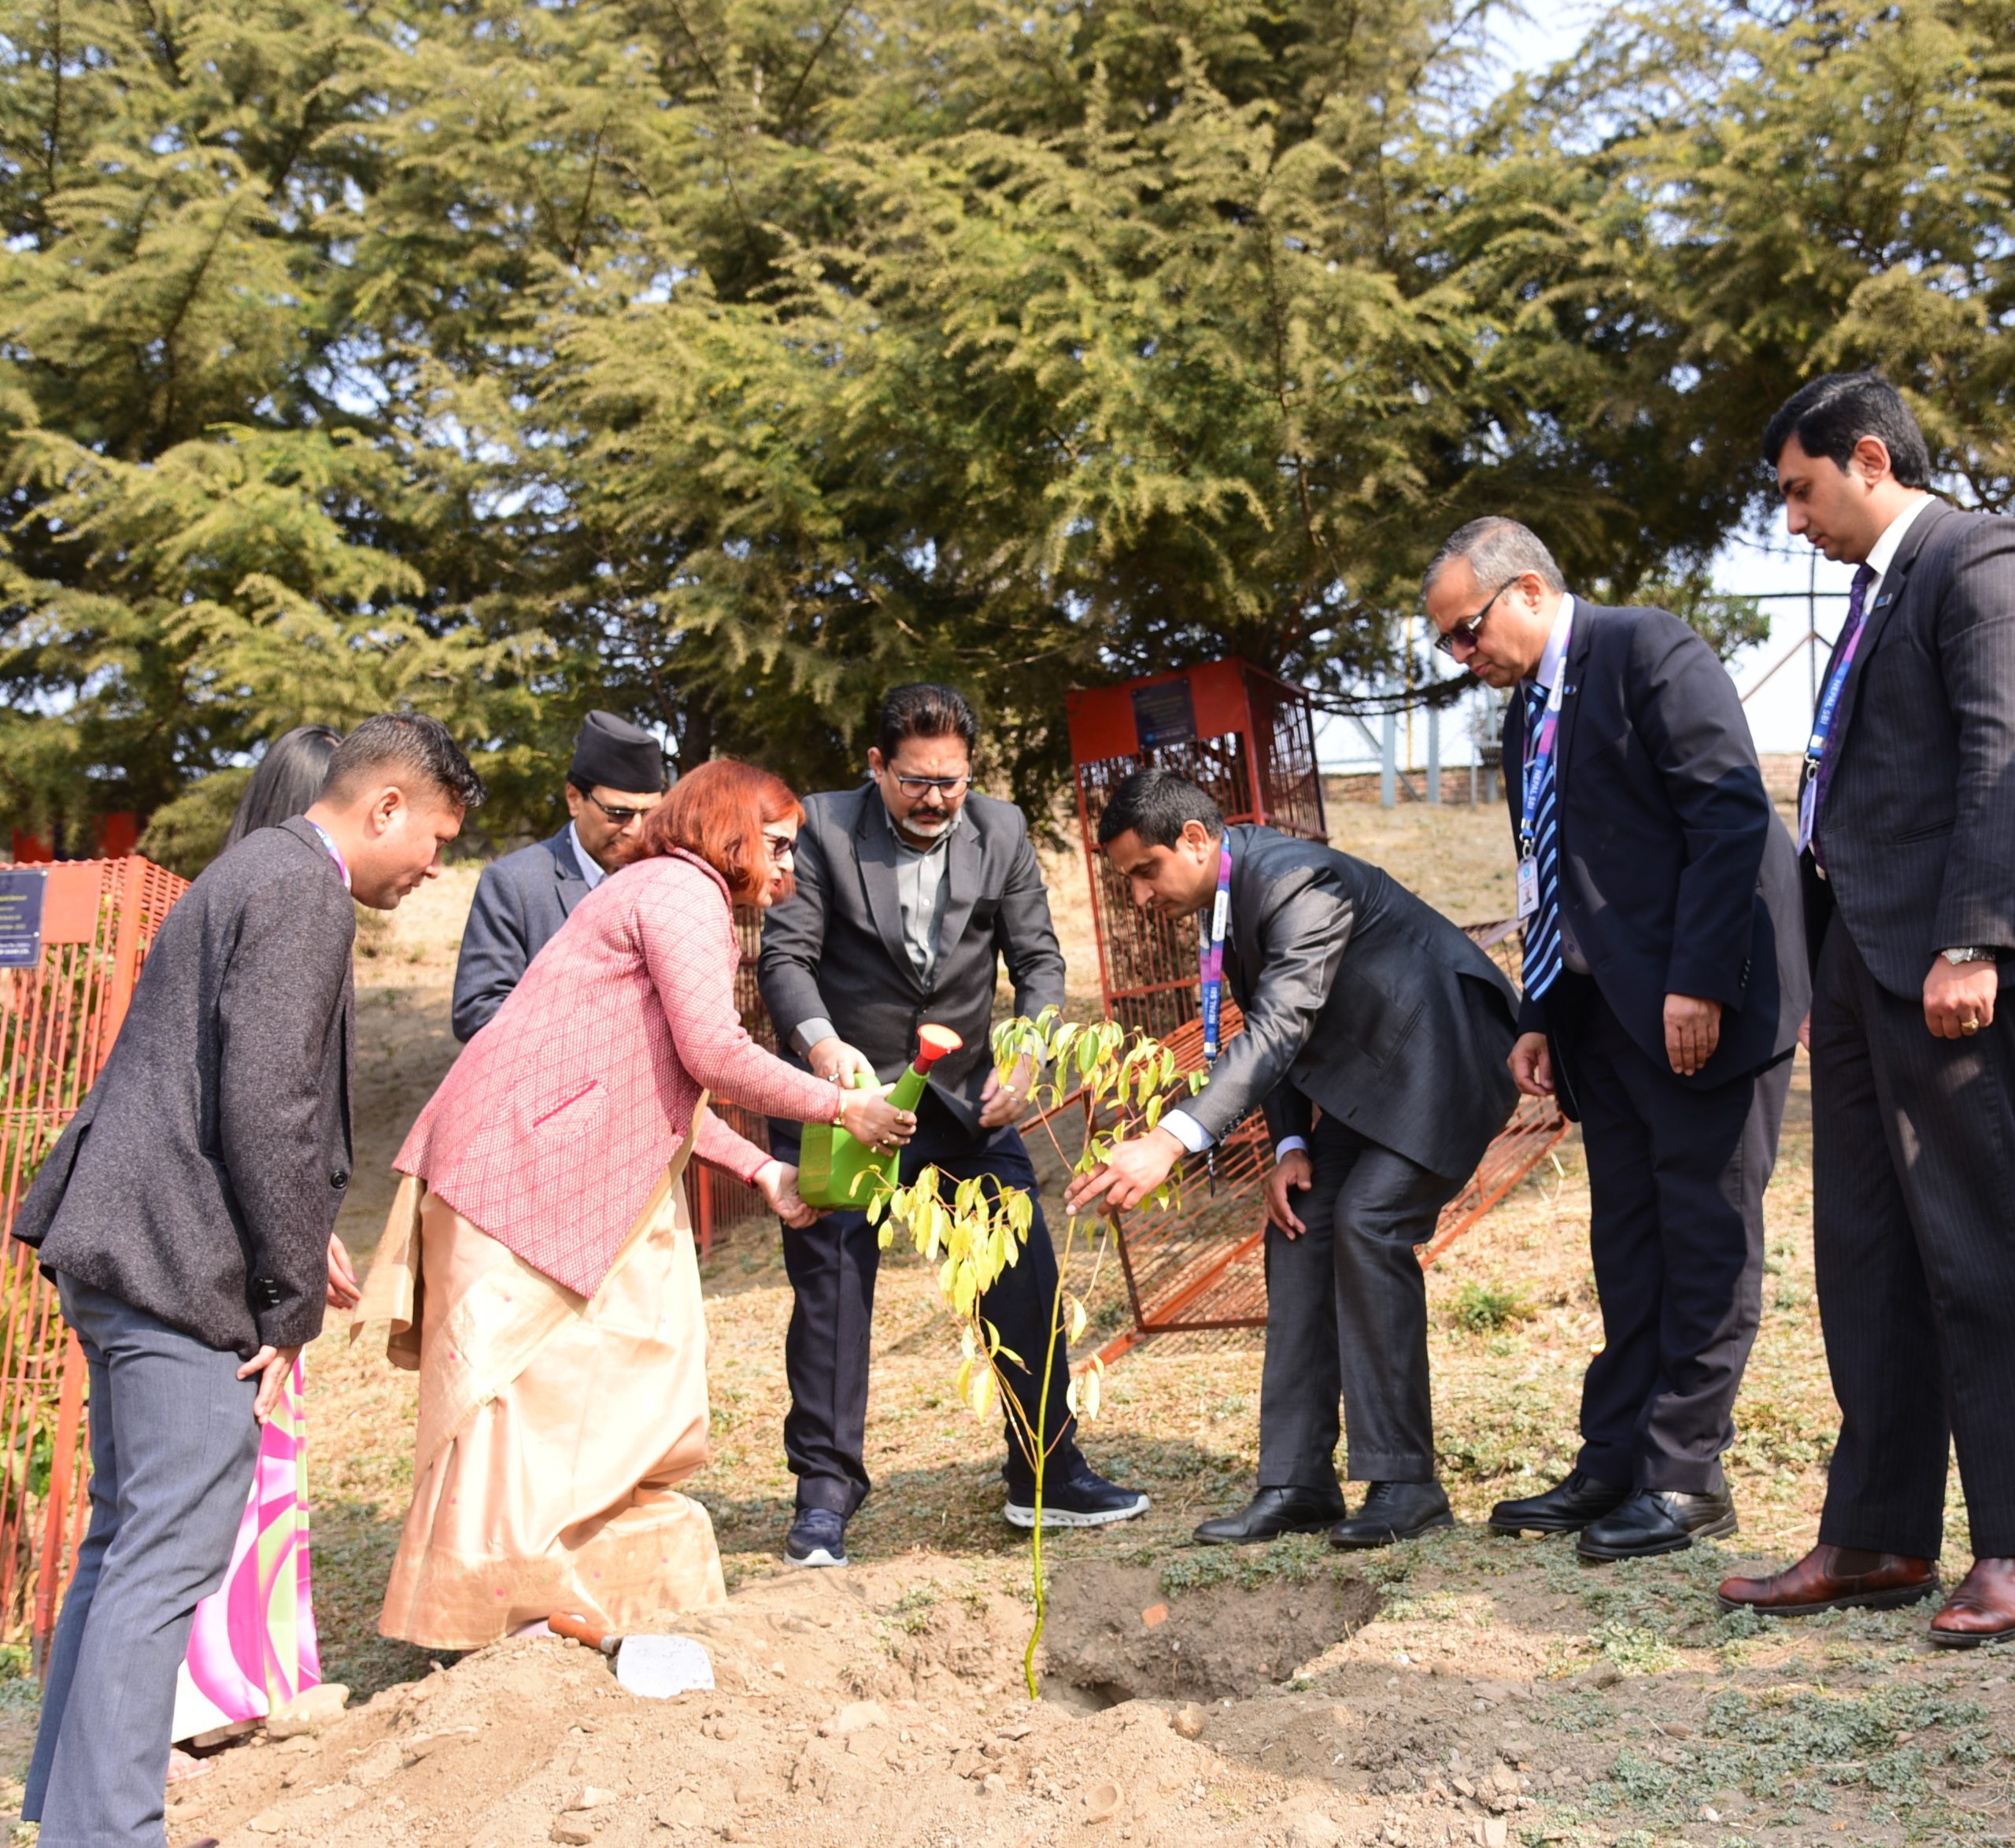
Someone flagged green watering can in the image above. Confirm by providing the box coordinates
[797,1023,963,1210]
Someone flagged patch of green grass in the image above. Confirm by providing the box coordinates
[883,1584,940,1635]
[1704,1681,1995,1804]
[1590,1620,1681,1675]
[1447,1279,1533,1335]
[1156,1532,1345,1598]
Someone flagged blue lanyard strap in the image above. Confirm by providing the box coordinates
[1198,841,1233,1066]
[1806,609,1870,767]
[1518,615,1573,856]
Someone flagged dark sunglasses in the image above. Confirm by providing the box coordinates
[762,833,797,864]
[1433,578,1519,657]
[890,773,970,799]
[584,790,661,826]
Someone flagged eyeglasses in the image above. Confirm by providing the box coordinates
[762,833,797,864]
[1433,578,1518,657]
[889,774,970,799]
[584,790,661,826]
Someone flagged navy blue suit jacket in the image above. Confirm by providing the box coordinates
[1501,600,1807,1102]
[450,828,591,1041]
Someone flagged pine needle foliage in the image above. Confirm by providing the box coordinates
[5,0,2014,853]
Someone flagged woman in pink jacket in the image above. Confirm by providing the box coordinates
[357,760,911,1648]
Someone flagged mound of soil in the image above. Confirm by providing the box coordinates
[1043,1564,1377,1705]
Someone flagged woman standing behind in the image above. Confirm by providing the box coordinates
[172,723,349,1757]
[357,760,913,1648]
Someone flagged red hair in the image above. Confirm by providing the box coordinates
[638,759,804,906]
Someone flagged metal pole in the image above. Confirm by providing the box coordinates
[1807,549,1818,712]
[1381,704,1397,809]
[1425,704,1441,805]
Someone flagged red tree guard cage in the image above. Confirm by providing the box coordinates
[1064,660,1570,1365]
[0,857,189,1669]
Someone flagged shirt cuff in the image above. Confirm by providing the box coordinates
[1274,1135,1308,1162]
[791,1017,839,1059]
[1161,1109,1212,1155]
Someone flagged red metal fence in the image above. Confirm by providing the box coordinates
[0,857,189,1664]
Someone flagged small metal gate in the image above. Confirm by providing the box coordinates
[0,857,188,1665]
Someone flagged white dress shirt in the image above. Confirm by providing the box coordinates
[568,821,607,891]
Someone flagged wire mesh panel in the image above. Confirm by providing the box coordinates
[0,857,188,1663]
[1067,660,1329,1040]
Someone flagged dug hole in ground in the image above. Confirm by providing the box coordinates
[17,793,2013,1848]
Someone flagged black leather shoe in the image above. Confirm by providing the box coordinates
[1488,1469,1632,1536]
[1328,1480,1454,1550]
[1193,1485,1349,1546]
[1577,1488,1736,1562]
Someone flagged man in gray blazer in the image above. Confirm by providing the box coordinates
[451,708,664,1040]
[1721,375,2015,1642]
[15,714,482,1848]
[758,684,1148,1568]
[1069,771,1519,1549]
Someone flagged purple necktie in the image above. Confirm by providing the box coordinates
[1810,562,1877,871]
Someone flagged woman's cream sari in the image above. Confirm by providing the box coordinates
[355,1107,727,1650]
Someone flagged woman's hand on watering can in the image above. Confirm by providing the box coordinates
[840,1090,916,1153]
[755,1160,819,1229]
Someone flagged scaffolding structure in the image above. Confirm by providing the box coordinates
[0,857,189,1664]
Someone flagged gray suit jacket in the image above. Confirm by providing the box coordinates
[14,819,355,1355]
[451,828,591,1041]
[757,785,1067,1132]
[1800,500,2015,993]
[1183,826,1520,1181]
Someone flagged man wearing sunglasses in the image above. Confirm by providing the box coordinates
[1424,517,1806,1562]
[759,683,1148,1567]
[451,709,666,1040]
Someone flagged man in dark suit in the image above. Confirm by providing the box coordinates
[1421,517,1806,1561]
[1066,772,1520,1549]
[1719,375,2015,1640]
[451,708,664,1039]
[15,714,482,1848]
[758,684,1147,1568]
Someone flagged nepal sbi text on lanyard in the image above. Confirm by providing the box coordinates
[1515,615,1571,922]
[1796,615,1869,855]
[1197,841,1233,1190]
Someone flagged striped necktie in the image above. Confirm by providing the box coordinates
[1807,562,1878,872]
[1520,682,1565,1000]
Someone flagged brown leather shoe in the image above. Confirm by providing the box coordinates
[1716,1542,1938,1616]
[1929,1558,2015,1648]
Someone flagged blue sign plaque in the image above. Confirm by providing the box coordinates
[0,869,47,969]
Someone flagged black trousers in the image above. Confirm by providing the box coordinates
[1558,974,1790,1495]
[1811,916,2015,1560]
[771,1089,1078,1518]
[1258,1114,1461,1490]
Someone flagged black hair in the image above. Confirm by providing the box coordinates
[1096,770,1225,848]
[878,683,978,761]
[1762,371,1933,490]
[224,725,344,850]
[320,712,485,811]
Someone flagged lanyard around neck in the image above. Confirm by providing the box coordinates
[306,819,352,893]
[1199,841,1233,1066]
[1518,612,1573,858]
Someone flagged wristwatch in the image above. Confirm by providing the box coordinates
[1939,947,1999,967]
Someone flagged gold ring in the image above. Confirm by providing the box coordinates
[1963,1019,1981,1035]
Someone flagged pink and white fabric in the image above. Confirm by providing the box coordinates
[395,851,835,1297]
[171,1358,319,1742]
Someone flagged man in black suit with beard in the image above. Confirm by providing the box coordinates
[1719,375,2015,1642]
[1067,771,1519,1550]
[1424,516,1806,1562]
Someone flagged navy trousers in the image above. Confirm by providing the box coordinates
[25,1274,261,1848]
[772,1089,1078,1516]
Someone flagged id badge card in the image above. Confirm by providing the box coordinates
[1516,856,1540,921]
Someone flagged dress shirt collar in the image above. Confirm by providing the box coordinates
[568,820,606,890]
[1531,592,1577,693]
[1863,493,1935,594]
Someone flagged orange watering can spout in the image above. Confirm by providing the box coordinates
[913,1023,963,1072]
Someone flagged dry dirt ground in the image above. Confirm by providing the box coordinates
[14,789,2015,1848]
